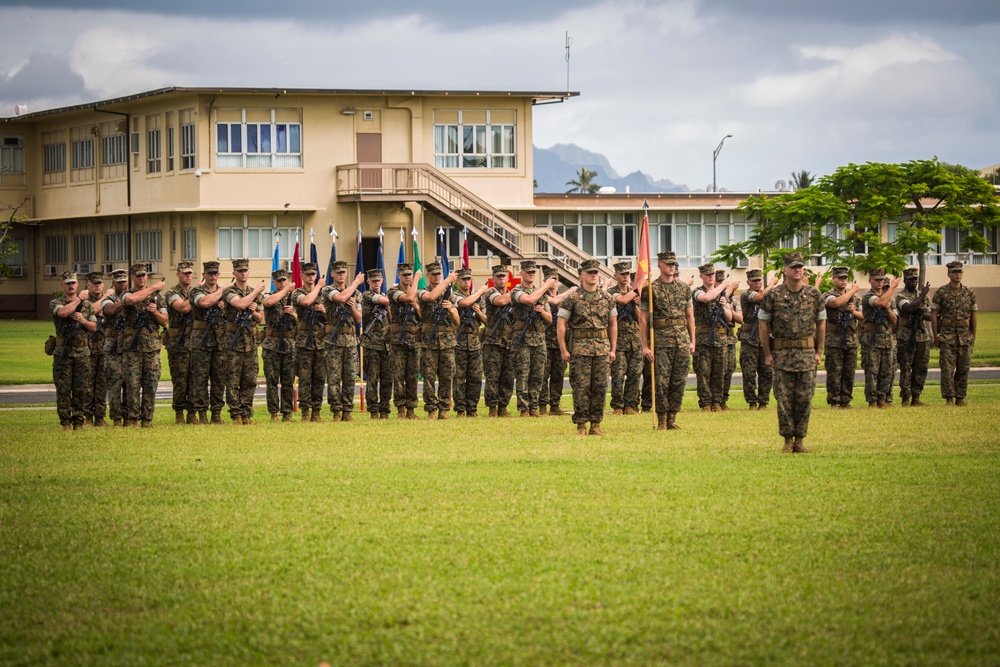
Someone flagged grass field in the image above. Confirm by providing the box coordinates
[3,312,1000,385]
[2,387,999,665]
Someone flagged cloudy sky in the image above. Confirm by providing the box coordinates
[2,0,998,191]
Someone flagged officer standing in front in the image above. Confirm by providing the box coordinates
[51,271,98,430]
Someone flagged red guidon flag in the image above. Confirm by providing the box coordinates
[634,200,651,288]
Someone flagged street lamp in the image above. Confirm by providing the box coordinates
[712,134,732,193]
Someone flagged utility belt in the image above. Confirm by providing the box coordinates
[862,322,889,333]
[512,320,545,333]
[573,328,607,340]
[192,320,216,331]
[826,323,854,333]
[389,323,420,334]
[938,318,969,330]
[55,336,89,348]
[421,323,455,334]
[166,327,191,339]
[265,328,295,338]
[325,324,355,336]
[772,336,815,350]
[652,317,686,329]
[695,325,729,336]
[297,321,325,332]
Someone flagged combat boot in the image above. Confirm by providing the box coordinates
[488,406,498,418]
[702,406,712,413]
[186,411,198,425]
[657,414,667,431]
[466,411,478,418]
[758,403,769,410]
[576,423,588,436]
[380,412,391,420]
[62,424,73,431]
[198,411,208,424]
[612,408,623,416]
[589,423,605,436]
[112,419,123,428]
[911,398,926,407]
[945,398,955,406]
[624,407,639,415]
[330,411,342,423]
[271,413,280,422]
[232,415,244,426]
[549,406,566,416]
[175,410,185,425]
[437,410,450,420]
[342,412,354,422]
[94,417,110,427]
[720,403,730,411]
[244,416,255,425]
[529,409,542,418]
[793,437,810,454]
[406,408,419,420]
[84,416,94,427]
[454,411,466,419]
[310,409,323,422]
[900,398,910,407]
[282,413,293,422]
[868,402,878,409]
[877,401,890,409]
[370,411,380,420]
[666,412,681,430]
[210,411,223,425]
[141,419,153,429]
[537,406,548,416]
[398,407,407,419]
[956,398,968,407]
[781,437,794,453]
[124,419,138,428]
[748,403,758,411]
[520,410,530,418]
[710,404,721,413]
[498,407,513,418]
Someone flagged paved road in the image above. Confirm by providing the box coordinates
[3,369,999,406]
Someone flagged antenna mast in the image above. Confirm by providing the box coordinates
[565,31,573,92]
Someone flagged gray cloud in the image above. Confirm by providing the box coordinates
[698,0,1000,26]
[0,51,88,103]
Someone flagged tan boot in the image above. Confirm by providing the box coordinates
[748,403,758,411]
[489,406,498,418]
[62,424,73,431]
[781,437,794,453]
[186,411,198,425]
[945,398,955,406]
[498,407,513,418]
[710,404,721,413]
[657,414,667,431]
[271,413,280,422]
[877,401,889,409]
[330,411,342,423]
[911,398,926,407]
[537,406,548,416]
[869,401,878,409]
[956,398,968,406]
[467,412,478,418]
[342,412,354,422]
[301,409,312,422]
[437,409,450,420]
[793,437,810,454]
[529,409,542,418]
[667,412,681,430]
[612,408,623,416]
[199,411,208,424]
[702,406,712,413]
[211,411,223,425]
[624,407,639,415]
[124,419,138,428]
[576,423,588,436]
[406,408,418,420]
[370,411,380,420]
[141,419,153,429]
[112,419,123,428]
[455,411,466,419]
[380,412,391,420]
[282,413,293,422]
[83,416,94,427]
[720,403,730,411]
[244,416,256,425]
[549,406,566,416]
[900,398,910,407]
[520,410,530,418]
[310,409,323,423]
[589,422,605,436]
[175,410,185,425]
[94,417,111,428]
[232,415,243,425]
[399,407,407,420]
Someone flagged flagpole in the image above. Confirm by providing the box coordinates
[357,229,365,414]
[643,200,656,422]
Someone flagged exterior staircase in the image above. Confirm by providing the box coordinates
[335,163,614,284]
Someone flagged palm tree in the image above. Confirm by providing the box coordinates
[790,169,815,191]
[565,167,601,194]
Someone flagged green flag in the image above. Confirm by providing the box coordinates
[412,231,427,289]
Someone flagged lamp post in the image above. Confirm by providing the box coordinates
[712,134,732,193]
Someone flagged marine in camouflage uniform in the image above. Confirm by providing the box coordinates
[82,272,109,426]
[758,252,826,453]
[121,264,168,428]
[822,267,863,409]
[718,269,741,409]
[418,262,459,419]
[638,251,695,431]
[262,269,298,421]
[608,261,643,415]
[894,268,932,407]
[50,271,98,430]
[293,262,328,421]
[739,268,776,410]
[692,263,733,411]
[321,261,365,421]
[387,263,422,419]
[453,268,489,417]
[164,262,196,424]
[932,261,978,406]
[360,269,392,419]
[188,261,228,424]
[558,259,617,435]
[221,259,266,424]
[860,269,900,408]
[483,265,517,417]
[101,270,130,426]
[510,260,557,417]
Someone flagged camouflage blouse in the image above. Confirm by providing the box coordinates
[759,284,825,372]
[262,292,296,353]
[639,279,693,349]
[861,290,898,349]
[360,290,390,351]
[320,286,360,348]
[932,283,977,346]
[417,287,459,350]
[121,290,166,353]
[607,284,640,348]
[893,288,931,345]
[49,295,97,359]
[454,288,485,352]
[557,288,616,357]
[221,284,262,353]
[484,288,514,348]
[822,289,861,349]
[293,286,328,351]
[188,285,226,350]
[510,285,550,347]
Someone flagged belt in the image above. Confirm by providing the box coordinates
[265,328,295,338]
[652,317,686,329]
[325,324,354,334]
[192,320,208,330]
[55,336,88,348]
[573,328,607,340]
[772,336,815,350]
[695,325,728,335]
[421,323,455,333]
[166,327,189,339]
[938,318,969,329]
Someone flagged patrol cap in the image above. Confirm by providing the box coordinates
[176,261,194,274]
[397,262,413,276]
[831,266,849,279]
[331,260,349,273]
[520,260,538,272]
[782,252,805,268]
[232,258,249,271]
[580,259,601,273]
[203,260,220,273]
[613,261,632,274]
[366,268,384,280]
[492,265,508,278]
[60,270,78,284]
[946,261,964,272]
[715,269,727,282]
[425,262,443,275]
[86,271,104,284]
[698,262,715,276]
[542,266,560,279]
[869,268,886,279]
[903,267,919,279]
[456,268,473,279]
[746,268,762,280]
[271,268,289,281]
[129,263,148,277]
[111,269,129,283]
[301,262,318,275]
[657,251,678,265]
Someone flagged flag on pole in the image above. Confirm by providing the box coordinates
[325,227,337,286]
[355,229,366,294]
[270,231,280,292]
[461,226,471,288]
[377,227,387,294]
[395,228,405,285]
[308,228,318,282]
[635,200,652,290]
[436,227,451,281]
[291,230,302,289]
[412,227,427,289]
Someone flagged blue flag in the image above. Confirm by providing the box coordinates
[395,228,405,285]
[437,226,450,281]
[270,233,280,292]
[355,231,366,294]
[325,231,336,286]
[377,228,387,295]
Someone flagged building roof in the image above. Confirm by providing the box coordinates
[531,192,756,210]
[2,86,579,122]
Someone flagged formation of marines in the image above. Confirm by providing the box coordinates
[50,253,979,450]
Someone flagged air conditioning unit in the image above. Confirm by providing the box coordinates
[2,136,24,147]
[44,265,58,276]
[143,262,157,274]
[9,265,24,277]
[73,263,92,274]
[101,263,115,274]
[283,259,295,272]
[130,133,140,154]
[735,257,749,268]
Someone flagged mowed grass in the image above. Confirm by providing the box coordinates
[3,312,1000,385]
[1,387,999,665]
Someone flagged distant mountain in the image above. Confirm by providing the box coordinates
[533,143,689,194]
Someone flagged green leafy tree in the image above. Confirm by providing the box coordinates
[0,198,28,284]
[565,167,601,194]
[790,169,814,191]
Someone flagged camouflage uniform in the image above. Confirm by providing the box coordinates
[559,283,615,427]
[387,282,421,412]
[50,290,96,428]
[360,287,392,417]
[483,279,516,415]
[321,283,360,417]
[101,288,127,423]
[122,288,166,423]
[83,289,108,422]
[722,287,740,406]
[739,286,773,407]
[262,288,297,418]
[822,286,861,407]
[932,276,977,402]
[188,282,228,420]
[692,285,730,409]
[861,287,897,405]
[293,281,328,415]
[759,278,826,441]
[453,284,485,416]
[164,282,195,417]
[894,282,931,404]
[418,277,458,415]
[510,283,550,413]
[639,278,693,417]
[607,283,642,412]
[540,304,566,413]
[221,281,262,421]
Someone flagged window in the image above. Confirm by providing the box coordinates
[70,126,95,183]
[42,131,66,185]
[218,225,303,260]
[1,137,25,185]
[73,234,96,263]
[100,121,128,180]
[182,228,197,260]
[217,228,244,260]
[135,230,162,261]
[181,109,196,170]
[146,115,162,174]
[443,227,489,259]
[45,236,68,264]
[9,237,26,266]
[216,108,302,168]
[104,232,129,262]
[433,110,517,170]
[167,126,175,172]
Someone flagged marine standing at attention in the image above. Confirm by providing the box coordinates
[931,261,977,406]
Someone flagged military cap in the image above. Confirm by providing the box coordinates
[520,260,538,272]
[746,268,763,280]
[301,262,318,275]
[129,263,148,276]
[397,262,413,275]
[331,260,349,273]
[715,269,727,282]
[232,258,249,271]
[831,266,849,278]
[176,261,194,274]
[542,266,560,279]
[946,261,964,272]
[425,262,443,275]
[491,265,508,277]
[869,268,886,279]
[698,262,715,276]
[903,267,919,279]
[202,260,220,273]
[782,252,805,268]
[60,270,78,284]
[456,268,473,279]
[271,268,289,281]
[111,269,129,283]
[580,259,602,272]
[366,268,384,280]
[86,271,104,284]
[657,251,678,265]
[613,261,632,274]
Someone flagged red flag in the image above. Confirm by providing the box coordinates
[634,200,651,289]
[292,241,302,289]
[461,230,471,289]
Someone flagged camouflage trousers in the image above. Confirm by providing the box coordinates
[123,350,161,422]
[824,345,858,407]
[723,343,737,403]
[225,349,258,419]
[861,344,895,404]
[363,347,393,415]
[53,353,92,426]
[483,344,516,409]
[515,344,546,412]
[896,341,930,401]
[391,345,420,410]
[295,348,328,412]
[540,346,567,409]
[570,354,609,425]
[189,347,227,414]
[263,349,296,416]
[327,345,358,414]
[105,351,126,421]
[740,342,773,406]
[84,351,107,418]
[773,368,817,438]
[653,344,690,415]
[694,344,726,408]
[167,346,193,412]
[454,347,483,414]
[609,342,642,410]
[421,347,455,413]
[939,342,972,400]
[641,358,653,411]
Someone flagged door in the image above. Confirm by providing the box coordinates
[357,133,382,191]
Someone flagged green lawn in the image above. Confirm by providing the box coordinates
[1,387,999,665]
[4,313,1000,385]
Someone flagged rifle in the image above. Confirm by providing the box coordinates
[618,299,637,326]
[58,300,85,361]
[277,293,295,353]
[302,307,324,349]
[363,303,388,337]
[456,307,480,344]
[486,304,513,342]
[199,304,223,347]
[110,310,127,353]
[706,301,732,345]
[836,308,854,350]
[325,303,354,345]
[513,308,540,347]
[867,307,889,346]
[174,312,194,347]
[396,304,418,344]
[127,307,155,352]
[906,305,925,351]
[744,300,761,345]
[425,287,453,345]
[229,308,255,350]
